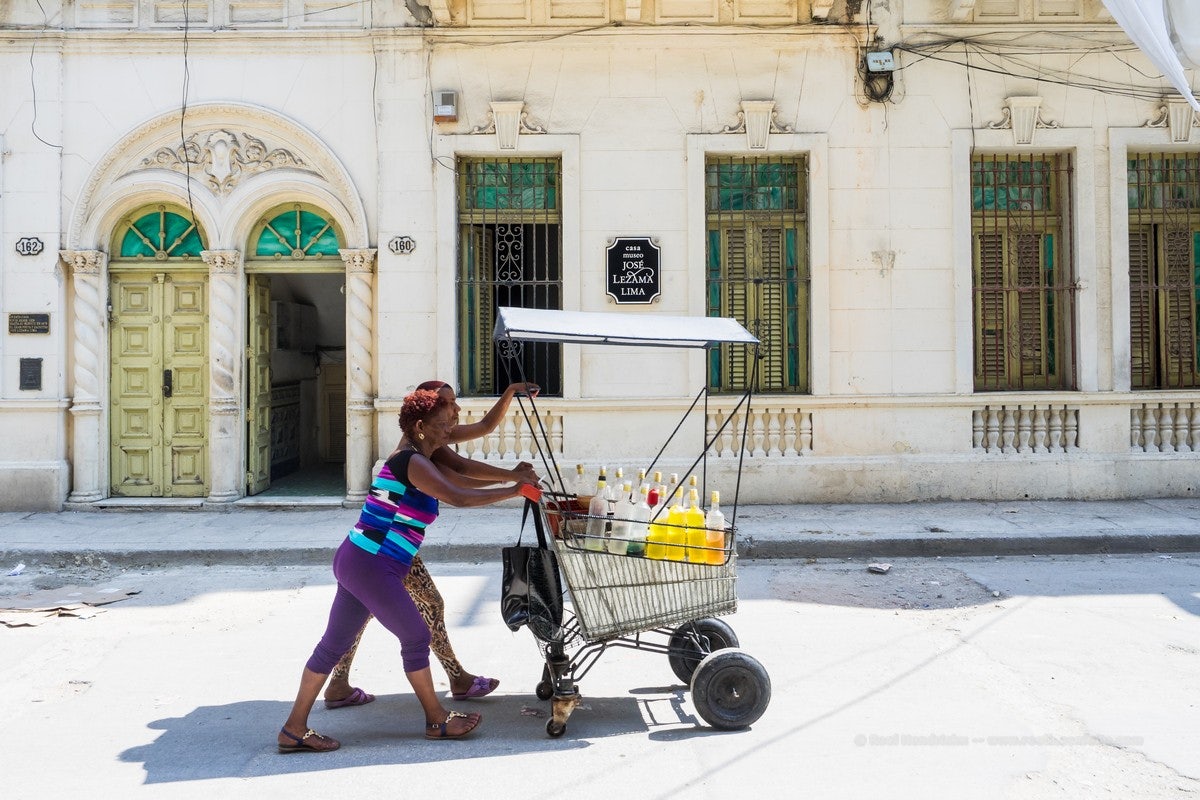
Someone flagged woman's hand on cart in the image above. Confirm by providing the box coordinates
[510,461,539,485]
[506,381,540,399]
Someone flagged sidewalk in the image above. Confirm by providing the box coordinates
[2,497,1200,569]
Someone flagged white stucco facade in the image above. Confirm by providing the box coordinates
[1,0,1198,510]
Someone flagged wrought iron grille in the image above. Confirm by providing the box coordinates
[458,157,562,396]
[1127,152,1200,389]
[705,155,809,393]
[971,152,1077,391]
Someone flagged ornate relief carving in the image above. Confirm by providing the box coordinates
[60,249,105,276]
[722,100,793,150]
[139,129,317,196]
[471,101,547,150]
[339,248,377,274]
[200,249,243,274]
[986,96,1058,145]
[1144,99,1199,143]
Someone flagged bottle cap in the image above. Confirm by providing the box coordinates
[711,490,720,504]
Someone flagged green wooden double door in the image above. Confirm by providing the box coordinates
[109,270,209,497]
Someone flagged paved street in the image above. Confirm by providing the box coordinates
[2,554,1197,799]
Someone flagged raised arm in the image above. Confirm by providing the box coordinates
[448,382,540,444]
[431,445,539,486]
[407,452,529,508]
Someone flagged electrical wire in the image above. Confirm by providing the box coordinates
[181,0,199,228]
[29,0,62,149]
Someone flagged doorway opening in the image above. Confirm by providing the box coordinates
[247,272,346,498]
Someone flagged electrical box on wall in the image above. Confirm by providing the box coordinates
[865,51,895,73]
[434,90,457,122]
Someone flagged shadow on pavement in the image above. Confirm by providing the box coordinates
[119,690,699,782]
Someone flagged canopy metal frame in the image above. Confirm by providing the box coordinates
[492,307,761,525]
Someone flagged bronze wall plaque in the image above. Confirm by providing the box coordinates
[8,313,51,334]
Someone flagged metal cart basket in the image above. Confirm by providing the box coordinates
[493,306,771,737]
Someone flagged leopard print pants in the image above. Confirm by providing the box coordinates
[329,554,465,682]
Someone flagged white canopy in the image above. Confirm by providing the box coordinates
[492,307,759,348]
[1103,0,1200,111]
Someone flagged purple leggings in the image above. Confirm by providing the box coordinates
[305,538,432,675]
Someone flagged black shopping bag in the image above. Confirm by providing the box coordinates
[501,498,564,641]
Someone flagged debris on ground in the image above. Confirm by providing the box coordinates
[0,586,140,627]
[867,563,892,574]
[5,562,26,577]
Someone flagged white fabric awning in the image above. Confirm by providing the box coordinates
[492,307,759,348]
[1103,0,1200,111]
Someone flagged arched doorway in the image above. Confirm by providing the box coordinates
[244,203,347,497]
[108,205,210,497]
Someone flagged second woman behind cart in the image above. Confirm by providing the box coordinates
[277,387,540,751]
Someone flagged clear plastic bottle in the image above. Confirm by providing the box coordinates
[608,481,634,555]
[685,487,706,563]
[585,477,608,552]
[704,490,727,565]
[571,463,586,496]
[644,488,667,560]
[627,484,651,556]
[666,473,681,506]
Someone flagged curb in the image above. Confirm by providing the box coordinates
[5,533,1200,570]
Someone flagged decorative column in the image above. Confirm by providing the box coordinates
[201,250,244,502]
[61,250,107,502]
[341,248,378,503]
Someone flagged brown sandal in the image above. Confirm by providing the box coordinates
[278,727,340,753]
[425,710,481,740]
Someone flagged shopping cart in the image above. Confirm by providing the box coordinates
[493,307,771,737]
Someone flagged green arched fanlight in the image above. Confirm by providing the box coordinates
[118,206,205,259]
[255,206,340,259]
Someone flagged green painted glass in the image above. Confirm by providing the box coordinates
[256,209,340,257]
[706,161,799,212]
[466,160,558,210]
[972,159,1052,212]
[120,210,204,258]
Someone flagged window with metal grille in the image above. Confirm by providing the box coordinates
[1127,152,1200,389]
[971,153,1076,391]
[457,157,562,396]
[705,155,809,393]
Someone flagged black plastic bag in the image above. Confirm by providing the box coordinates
[500,499,564,641]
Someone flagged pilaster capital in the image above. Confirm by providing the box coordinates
[201,250,244,274]
[340,248,377,274]
[60,250,106,276]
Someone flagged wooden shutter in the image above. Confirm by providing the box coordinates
[721,227,752,389]
[974,232,1007,387]
[1014,231,1048,382]
[1128,226,1156,389]
[1163,226,1196,386]
[755,226,787,389]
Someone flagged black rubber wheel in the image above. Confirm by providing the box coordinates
[668,618,739,684]
[536,681,554,701]
[690,648,771,730]
[546,719,566,738]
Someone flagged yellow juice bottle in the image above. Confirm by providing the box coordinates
[664,496,687,562]
[704,490,727,565]
[644,488,667,560]
[685,488,706,563]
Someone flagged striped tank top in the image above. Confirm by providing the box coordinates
[348,449,438,564]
